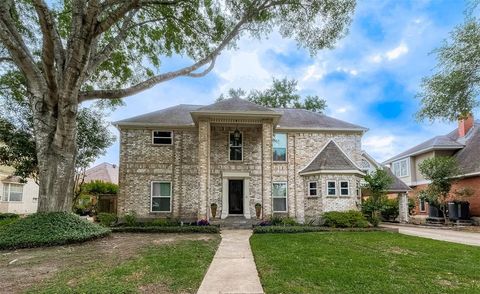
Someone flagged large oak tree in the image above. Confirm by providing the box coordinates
[0,0,355,212]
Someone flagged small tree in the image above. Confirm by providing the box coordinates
[218,78,327,113]
[418,157,459,224]
[362,168,393,226]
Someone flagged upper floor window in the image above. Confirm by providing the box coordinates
[340,181,349,196]
[393,158,409,177]
[229,131,243,161]
[2,183,23,202]
[273,133,287,162]
[152,131,173,145]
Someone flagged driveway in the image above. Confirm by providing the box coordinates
[382,224,480,246]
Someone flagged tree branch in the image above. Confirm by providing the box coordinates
[0,1,44,89]
[79,11,249,101]
[33,0,65,91]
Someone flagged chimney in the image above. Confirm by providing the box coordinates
[458,114,474,137]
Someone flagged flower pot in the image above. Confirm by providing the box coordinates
[211,204,217,219]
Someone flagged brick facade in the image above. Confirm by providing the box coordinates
[118,122,365,222]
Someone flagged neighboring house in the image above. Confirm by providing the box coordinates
[115,97,402,223]
[383,116,480,220]
[0,165,39,214]
[84,162,119,184]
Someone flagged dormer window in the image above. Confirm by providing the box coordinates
[152,131,173,145]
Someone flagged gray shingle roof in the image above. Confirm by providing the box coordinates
[115,98,367,131]
[274,108,367,131]
[454,122,480,175]
[384,167,412,192]
[383,135,464,163]
[115,104,201,126]
[300,141,360,173]
[194,97,276,113]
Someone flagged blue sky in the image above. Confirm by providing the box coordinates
[94,0,477,166]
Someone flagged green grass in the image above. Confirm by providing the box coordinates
[28,237,220,294]
[250,232,480,294]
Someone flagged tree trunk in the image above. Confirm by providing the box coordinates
[33,90,78,212]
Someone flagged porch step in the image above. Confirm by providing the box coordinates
[210,216,259,229]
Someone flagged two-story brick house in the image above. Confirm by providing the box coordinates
[383,115,480,222]
[115,98,375,223]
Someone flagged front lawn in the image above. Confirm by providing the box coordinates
[0,233,219,294]
[250,232,480,294]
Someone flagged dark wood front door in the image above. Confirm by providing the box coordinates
[228,180,244,214]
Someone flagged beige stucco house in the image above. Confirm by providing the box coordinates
[116,98,387,223]
[0,165,39,214]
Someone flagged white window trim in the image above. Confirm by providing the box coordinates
[2,183,24,202]
[152,130,173,145]
[308,181,318,196]
[339,181,350,196]
[419,199,426,212]
[272,182,288,212]
[393,158,409,177]
[326,180,336,196]
[273,133,288,163]
[150,181,172,213]
[229,131,244,162]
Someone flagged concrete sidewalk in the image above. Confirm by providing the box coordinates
[197,230,264,294]
[382,224,480,246]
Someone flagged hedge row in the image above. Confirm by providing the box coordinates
[111,225,220,234]
[0,212,111,250]
[253,225,387,234]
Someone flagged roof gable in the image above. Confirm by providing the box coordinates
[300,140,361,174]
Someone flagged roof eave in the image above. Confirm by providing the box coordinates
[299,170,366,176]
[383,145,465,164]
[190,111,282,125]
[275,126,368,132]
[114,122,196,129]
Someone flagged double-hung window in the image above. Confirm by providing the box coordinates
[2,183,23,202]
[340,181,349,196]
[393,158,409,177]
[151,182,172,212]
[419,199,426,212]
[273,133,287,162]
[152,131,173,145]
[327,181,336,196]
[272,182,287,212]
[308,181,318,196]
[229,132,243,161]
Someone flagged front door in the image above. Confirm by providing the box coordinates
[228,180,244,214]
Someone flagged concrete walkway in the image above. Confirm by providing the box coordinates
[382,224,480,246]
[197,230,264,294]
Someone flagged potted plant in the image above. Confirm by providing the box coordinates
[210,203,218,219]
[255,203,262,219]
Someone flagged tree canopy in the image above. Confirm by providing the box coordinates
[0,0,356,212]
[417,8,480,121]
[218,77,327,112]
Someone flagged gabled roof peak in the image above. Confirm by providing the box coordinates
[300,140,362,174]
[194,97,277,113]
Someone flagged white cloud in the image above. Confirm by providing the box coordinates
[362,135,397,162]
[386,43,409,60]
[301,63,326,82]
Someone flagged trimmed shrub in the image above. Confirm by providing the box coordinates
[322,210,369,228]
[253,226,383,234]
[381,198,399,221]
[124,211,137,226]
[97,212,118,227]
[0,213,19,220]
[143,218,181,227]
[111,225,219,233]
[0,212,110,250]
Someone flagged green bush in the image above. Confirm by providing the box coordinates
[111,225,220,233]
[269,216,299,226]
[81,180,118,195]
[322,210,369,228]
[124,211,137,226]
[0,213,19,220]
[143,218,181,227]
[253,226,381,234]
[381,198,399,221]
[0,212,110,250]
[97,212,118,227]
